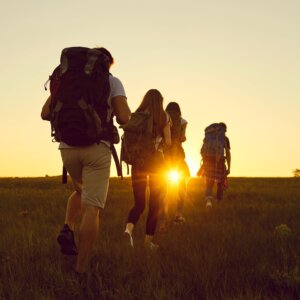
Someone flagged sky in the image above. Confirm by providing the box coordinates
[0,0,299,177]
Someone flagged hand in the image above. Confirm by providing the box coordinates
[226,169,230,175]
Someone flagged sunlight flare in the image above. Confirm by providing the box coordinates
[167,170,181,184]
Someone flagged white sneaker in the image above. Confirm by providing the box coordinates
[206,197,213,208]
[124,230,134,248]
[145,241,159,251]
[174,215,186,224]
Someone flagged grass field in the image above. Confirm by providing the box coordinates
[0,176,300,299]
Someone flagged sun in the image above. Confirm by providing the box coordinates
[167,170,181,184]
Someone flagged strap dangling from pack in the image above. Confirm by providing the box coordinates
[62,166,68,184]
[111,144,123,179]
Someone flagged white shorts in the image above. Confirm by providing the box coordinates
[60,143,111,208]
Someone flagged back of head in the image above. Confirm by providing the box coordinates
[136,89,163,113]
[136,89,166,135]
[94,47,114,65]
[166,102,181,116]
[166,102,182,131]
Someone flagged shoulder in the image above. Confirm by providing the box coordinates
[109,74,126,98]
[180,117,188,126]
[109,74,124,88]
[109,74,122,84]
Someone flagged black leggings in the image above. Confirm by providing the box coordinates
[127,165,164,235]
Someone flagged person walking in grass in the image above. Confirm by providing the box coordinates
[159,101,190,232]
[41,47,131,274]
[199,122,231,208]
[123,89,171,250]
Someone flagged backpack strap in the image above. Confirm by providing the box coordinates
[62,166,68,184]
[110,144,123,179]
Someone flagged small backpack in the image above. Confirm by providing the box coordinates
[201,123,226,162]
[168,110,182,146]
[46,47,113,147]
[164,110,185,161]
[120,111,158,169]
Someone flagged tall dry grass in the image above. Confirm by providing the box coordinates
[0,177,300,299]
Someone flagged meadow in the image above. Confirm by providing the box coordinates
[0,176,300,299]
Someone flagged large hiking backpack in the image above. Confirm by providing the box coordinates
[120,111,158,169]
[201,123,226,162]
[47,47,113,147]
[45,47,122,181]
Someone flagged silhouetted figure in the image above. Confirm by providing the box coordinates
[123,89,171,250]
[199,122,231,208]
[160,101,190,231]
[41,47,131,273]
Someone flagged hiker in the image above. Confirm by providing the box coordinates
[41,47,131,274]
[123,89,171,250]
[160,101,190,230]
[199,122,231,208]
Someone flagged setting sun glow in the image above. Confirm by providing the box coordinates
[0,1,299,178]
[167,170,181,184]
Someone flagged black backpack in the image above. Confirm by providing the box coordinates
[47,47,113,146]
[45,47,122,179]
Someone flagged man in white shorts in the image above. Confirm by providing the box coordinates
[41,47,131,274]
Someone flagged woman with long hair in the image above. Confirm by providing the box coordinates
[160,101,190,230]
[124,89,171,250]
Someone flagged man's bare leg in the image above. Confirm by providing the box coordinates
[75,204,100,273]
[65,191,82,231]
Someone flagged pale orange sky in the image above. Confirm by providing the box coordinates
[0,0,299,177]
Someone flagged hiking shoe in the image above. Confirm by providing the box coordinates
[174,215,186,224]
[57,224,78,255]
[205,197,213,208]
[124,230,134,248]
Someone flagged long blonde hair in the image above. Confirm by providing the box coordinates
[136,89,167,135]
